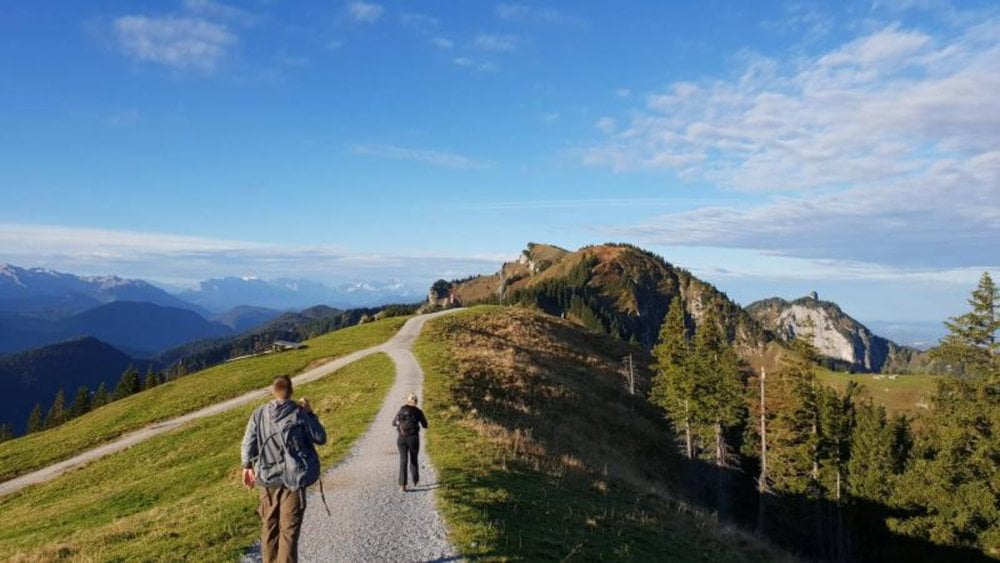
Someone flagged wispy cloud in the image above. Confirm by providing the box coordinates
[0,223,504,287]
[461,197,739,210]
[587,18,1000,269]
[431,37,454,49]
[113,15,237,70]
[399,13,438,31]
[353,143,492,169]
[451,56,498,73]
[474,33,517,52]
[347,2,384,23]
[181,0,257,26]
[495,4,583,27]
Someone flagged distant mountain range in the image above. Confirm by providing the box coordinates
[0,263,204,318]
[178,276,420,312]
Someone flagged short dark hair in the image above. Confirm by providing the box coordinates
[273,376,293,398]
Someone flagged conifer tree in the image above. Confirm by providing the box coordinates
[143,368,160,391]
[847,402,895,503]
[93,382,110,407]
[114,365,142,399]
[933,271,998,377]
[692,305,744,466]
[0,423,13,443]
[70,386,92,419]
[893,275,1000,551]
[26,403,44,434]
[651,295,696,458]
[45,388,68,429]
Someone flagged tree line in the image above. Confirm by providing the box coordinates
[0,366,165,442]
[651,272,999,560]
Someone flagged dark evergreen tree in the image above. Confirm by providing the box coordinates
[932,271,998,378]
[0,423,13,443]
[691,304,744,466]
[114,365,142,399]
[26,403,44,434]
[93,382,110,408]
[45,388,68,429]
[651,296,696,458]
[70,386,92,419]
[143,368,160,391]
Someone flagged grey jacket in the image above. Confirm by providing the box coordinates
[241,400,327,491]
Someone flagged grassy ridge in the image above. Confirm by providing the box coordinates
[416,307,786,562]
[0,316,407,483]
[0,353,394,562]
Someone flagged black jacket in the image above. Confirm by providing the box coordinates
[392,405,428,436]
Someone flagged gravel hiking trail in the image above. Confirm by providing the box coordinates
[240,309,459,562]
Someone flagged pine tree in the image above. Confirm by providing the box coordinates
[93,382,110,407]
[143,368,160,391]
[26,403,44,434]
[933,272,999,378]
[114,365,142,399]
[893,275,1000,551]
[752,331,821,496]
[848,402,895,503]
[650,296,696,458]
[45,388,68,429]
[70,386,92,419]
[691,304,745,467]
[0,423,13,443]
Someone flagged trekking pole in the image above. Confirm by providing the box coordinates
[319,479,332,517]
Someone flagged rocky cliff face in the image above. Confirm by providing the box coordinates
[746,294,912,372]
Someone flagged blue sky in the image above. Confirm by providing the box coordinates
[0,0,997,339]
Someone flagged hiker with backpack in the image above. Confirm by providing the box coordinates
[393,393,429,491]
[241,375,327,563]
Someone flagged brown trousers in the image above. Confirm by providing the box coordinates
[258,486,307,563]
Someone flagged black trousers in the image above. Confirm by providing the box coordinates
[397,434,420,486]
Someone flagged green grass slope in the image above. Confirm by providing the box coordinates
[415,307,790,562]
[0,316,407,482]
[0,353,394,562]
[817,369,941,416]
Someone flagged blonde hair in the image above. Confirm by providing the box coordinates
[406,394,418,406]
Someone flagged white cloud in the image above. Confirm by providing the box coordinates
[399,13,438,31]
[587,19,1000,269]
[0,223,505,287]
[182,0,256,26]
[431,37,454,49]
[347,2,384,23]
[474,34,517,52]
[495,4,582,26]
[595,117,616,133]
[113,15,236,70]
[451,56,498,73]
[353,143,492,169]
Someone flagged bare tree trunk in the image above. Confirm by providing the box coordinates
[684,399,693,459]
[715,422,724,467]
[812,421,820,481]
[758,368,768,493]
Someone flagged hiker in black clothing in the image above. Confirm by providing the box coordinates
[393,393,429,491]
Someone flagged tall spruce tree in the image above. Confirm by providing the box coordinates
[143,368,160,391]
[933,271,998,378]
[848,402,896,503]
[893,275,1000,552]
[651,295,696,458]
[114,365,142,399]
[26,403,44,434]
[691,304,745,466]
[70,386,92,419]
[93,382,110,407]
[45,388,68,429]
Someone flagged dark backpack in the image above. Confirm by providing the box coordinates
[397,407,419,436]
